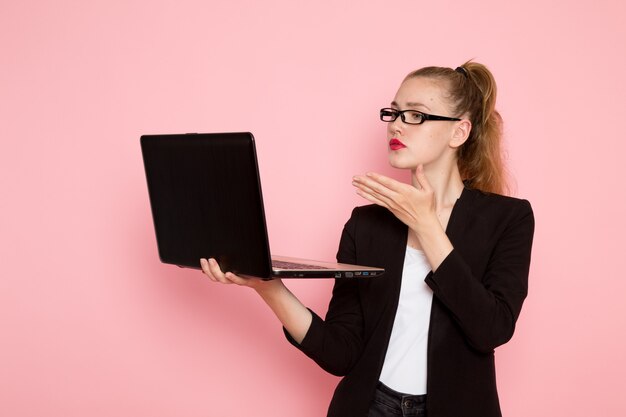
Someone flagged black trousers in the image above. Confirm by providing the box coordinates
[367,382,427,417]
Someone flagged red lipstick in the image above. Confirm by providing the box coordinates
[389,138,406,150]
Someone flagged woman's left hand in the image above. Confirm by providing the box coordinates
[352,165,436,230]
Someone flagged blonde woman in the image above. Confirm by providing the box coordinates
[201,61,534,417]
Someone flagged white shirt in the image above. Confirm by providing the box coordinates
[379,246,433,395]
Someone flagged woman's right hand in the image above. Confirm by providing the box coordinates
[199,257,312,343]
[199,258,283,293]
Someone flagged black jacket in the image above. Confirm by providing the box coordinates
[285,187,535,417]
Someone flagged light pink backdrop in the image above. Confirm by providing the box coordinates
[2,0,625,416]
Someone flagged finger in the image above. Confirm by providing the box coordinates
[353,180,390,203]
[364,172,404,192]
[200,258,218,282]
[353,174,393,195]
[207,258,232,284]
[414,165,432,192]
[355,188,390,209]
[354,179,410,214]
[224,272,251,286]
[357,174,418,211]
[353,175,397,200]
[352,179,382,198]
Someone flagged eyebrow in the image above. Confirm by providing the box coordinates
[391,100,431,111]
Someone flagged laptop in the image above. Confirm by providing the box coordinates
[140,132,385,279]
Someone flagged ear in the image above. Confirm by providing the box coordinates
[449,119,472,149]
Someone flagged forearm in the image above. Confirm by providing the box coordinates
[255,282,312,344]
[423,203,534,352]
[282,278,366,376]
[424,250,524,352]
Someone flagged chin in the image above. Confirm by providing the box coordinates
[388,154,418,170]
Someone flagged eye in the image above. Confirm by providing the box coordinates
[406,111,424,123]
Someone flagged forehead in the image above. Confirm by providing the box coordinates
[393,76,450,111]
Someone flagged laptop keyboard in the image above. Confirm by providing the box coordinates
[272,260,332,270]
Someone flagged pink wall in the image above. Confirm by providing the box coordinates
[2,0,625,415]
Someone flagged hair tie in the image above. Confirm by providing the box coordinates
[455,66,468,78]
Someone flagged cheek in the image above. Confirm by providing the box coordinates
[408,126,448,149]
[403,131,448,161]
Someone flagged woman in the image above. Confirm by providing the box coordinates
[200,61,534,417]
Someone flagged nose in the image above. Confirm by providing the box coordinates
[389,116,403,134]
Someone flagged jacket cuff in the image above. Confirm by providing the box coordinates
[282,308,324,356]
[424,249,471,291]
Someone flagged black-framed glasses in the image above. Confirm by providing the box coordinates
[380,108,461,125]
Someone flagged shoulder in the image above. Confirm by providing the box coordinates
[347,204,397,226]
[342,204,405,239]
[464,187,533,217]
[459,188,534,238]
[446,189,535,268]
[350,203,389,218]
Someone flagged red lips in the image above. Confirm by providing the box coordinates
[389,138,406,150]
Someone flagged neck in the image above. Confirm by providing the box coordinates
[411,161,464,210]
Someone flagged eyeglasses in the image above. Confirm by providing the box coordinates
[379,108,461,125]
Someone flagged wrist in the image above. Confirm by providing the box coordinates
[411,213,441,235]
[254,279,286,299]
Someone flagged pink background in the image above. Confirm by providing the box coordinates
[2,0,625,415]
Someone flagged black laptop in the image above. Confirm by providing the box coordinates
[140,132,385,279]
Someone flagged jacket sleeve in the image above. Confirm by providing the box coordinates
[425,199,535,353]
[283,208,365,376]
